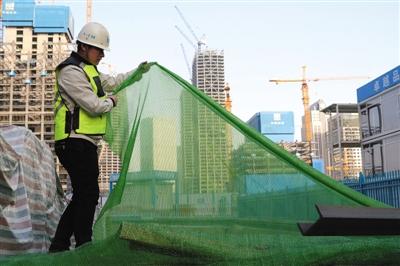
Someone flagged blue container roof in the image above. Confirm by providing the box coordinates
[259,111,295,134]
[34,5,73,37]
[2,0,35,26]
[2,0,73,38]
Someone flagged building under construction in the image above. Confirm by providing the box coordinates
[0,1,73,182]
[0,0,120,193]
[192,49,226,105]
[321,103,362,179]
[181,48,231,194]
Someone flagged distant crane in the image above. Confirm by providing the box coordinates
[86,0,92,23]
[174,6,206,52]
[269,66,370,143]
[175,25,196,50]
[175,26,193,81]
[180,43,192,80]
[174,6,205,81]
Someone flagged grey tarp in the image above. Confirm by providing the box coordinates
[0,125,65,255]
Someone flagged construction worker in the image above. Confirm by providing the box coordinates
[49,22,133,252]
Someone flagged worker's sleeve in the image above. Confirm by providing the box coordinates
[58,66,114,116]
[100,70,135,92]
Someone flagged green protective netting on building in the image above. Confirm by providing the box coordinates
[3,63,400,265]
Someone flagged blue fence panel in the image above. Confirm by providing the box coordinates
[341,170,400,208]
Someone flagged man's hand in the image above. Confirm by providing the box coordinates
[138,61,151,73]
[109,95,118,107]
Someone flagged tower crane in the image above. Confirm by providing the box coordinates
[269,66,370,143]
[175,25,196,50]
[174,6,206,52]
[180,43,192,80]
[86,0,92,23]
[174,26,194,81]
[174,6,203,82]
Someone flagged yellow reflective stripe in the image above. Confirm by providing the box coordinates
[54,101,63,115]
[54,61,107,140]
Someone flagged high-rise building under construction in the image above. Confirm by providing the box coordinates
[181,49,230,194]
[192,50,226,105]
[0,1,73,185]
[0,0,120,193]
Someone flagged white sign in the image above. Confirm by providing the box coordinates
[273,113,281,121]
[5,2,16,14]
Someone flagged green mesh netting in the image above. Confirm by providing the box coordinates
[3,63,400,265]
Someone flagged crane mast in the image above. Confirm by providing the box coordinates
[175,25,196,50]
[269,66,370,143]
[300,67,312,142]
[86,0,92,23]
[174,6,204,52]
[180,43,192,80]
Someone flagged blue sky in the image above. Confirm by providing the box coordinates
[55,0,399,139]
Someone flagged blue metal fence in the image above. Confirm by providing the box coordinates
[342,171,400,207]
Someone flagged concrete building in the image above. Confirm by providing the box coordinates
[308,99,329,173]
[357,65,400,176]
[321,104,362,179]
[140,117,178,172]
[192,49,225,105]
[308,100,327,159]
[0,0,73,188]
[181,48,230,194]
[0,0,120,192]
[247,111,294,142]
[98,140,121,194]
[247,111,312,165]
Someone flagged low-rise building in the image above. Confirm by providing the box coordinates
[357,65,400,176]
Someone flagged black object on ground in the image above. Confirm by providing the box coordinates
[298,204,400,236]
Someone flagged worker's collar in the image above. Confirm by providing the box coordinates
[70,51,97,69]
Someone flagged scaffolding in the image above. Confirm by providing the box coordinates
[98,140,121,195]
[279,141,312,165]
[0,40,72,186]
[0,39,122,192]
[0,41,72,139]
[192,49,225,105]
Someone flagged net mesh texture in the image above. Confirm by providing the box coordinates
[3,63,400,265]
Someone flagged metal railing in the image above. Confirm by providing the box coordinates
[342,171,400,207]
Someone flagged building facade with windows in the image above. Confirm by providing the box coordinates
[0,0,120,193]
[0,0,73,189]
[180,48,230,194]
[357,65,400,176]
[308,100,328,172]
[321,104,362,180]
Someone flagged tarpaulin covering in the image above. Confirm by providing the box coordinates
[0,125,64,255]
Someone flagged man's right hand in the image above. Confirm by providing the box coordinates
[109,95,118,107]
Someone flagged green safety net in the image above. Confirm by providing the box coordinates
[3,63,400,265]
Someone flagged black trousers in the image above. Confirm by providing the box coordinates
[49,138,99,251]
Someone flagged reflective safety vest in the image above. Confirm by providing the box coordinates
[54,55,107,141]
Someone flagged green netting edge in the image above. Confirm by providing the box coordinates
[97,64,153,220]
[113,62,155,95]
[98,62,387,223]
[155,63,388,208]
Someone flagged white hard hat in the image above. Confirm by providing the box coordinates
[77,22,110,51]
